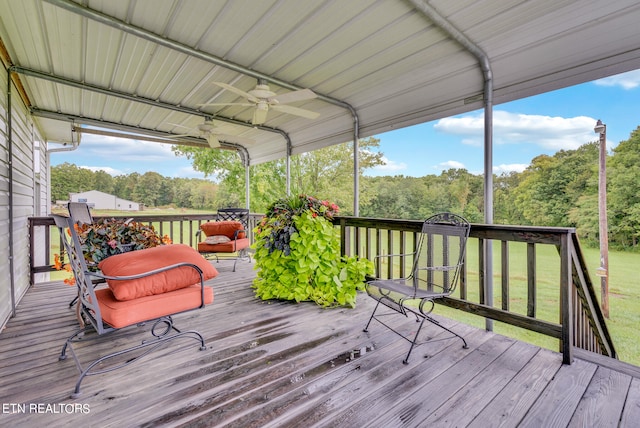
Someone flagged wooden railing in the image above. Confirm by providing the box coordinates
[29,213,615,363]
[334,216,616,364]
[28,213,263,284]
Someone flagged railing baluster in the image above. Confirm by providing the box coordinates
[478,238,485,305]
[527,242,536,318]
[501,240,509,311]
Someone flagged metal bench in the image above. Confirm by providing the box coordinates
[363,212,470,363]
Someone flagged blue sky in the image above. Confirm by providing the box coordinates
[50,69,640,180]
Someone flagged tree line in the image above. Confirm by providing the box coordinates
[52,126,640,250]
[51,163,220,210]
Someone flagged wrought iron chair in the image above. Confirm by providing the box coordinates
[52,205,216,398]
[65,202,97,309]
[197,208,251,271]
[363,212,470,364]
[64,202,134,308]
[216,207,250,228]
[67,201,94,224]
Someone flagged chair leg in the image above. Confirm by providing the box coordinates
[363,299,383,333]
[233,249,251,271]
[424,314,468,349]
[62,328,207,398]
[403,315,428,364]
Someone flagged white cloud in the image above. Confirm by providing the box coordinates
[49,131,213,179]
[373,156,407,172]
[434,110,597,151]
[493,164,528,174]
[594,69,640,90]
[79,134,176,163]
[80,166,124,176]
[434,160,465,171]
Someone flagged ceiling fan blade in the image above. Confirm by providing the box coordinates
[168,133,195,138]
[252,106,269,125]
[206,134,220,148]
[271,88,317,104]
[217,133,255,145]
[212,82,258,102]
[166,122,191,130]
[271,104,320,119]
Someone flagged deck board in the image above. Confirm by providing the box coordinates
[1,260,638,427]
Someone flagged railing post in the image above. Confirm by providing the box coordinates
[29,219,35,286]
[560,232,573,364]
[339,218,347,257]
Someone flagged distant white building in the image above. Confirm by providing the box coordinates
[69,190,141,211]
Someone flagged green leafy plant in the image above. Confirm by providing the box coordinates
[55,218,171,283]
[253,195,373,307]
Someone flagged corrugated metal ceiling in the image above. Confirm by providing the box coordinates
[1,0,640,165]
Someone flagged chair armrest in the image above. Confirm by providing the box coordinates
[373,251,416,260]
[88,262,205,285]
[371,251,417,278]
[231,229,247,240]
[418,263,461,272]
[91,251,216,303]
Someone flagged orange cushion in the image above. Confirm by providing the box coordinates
[200,221,246,239]
[96,285,214,329]
[198,238,250,253]
[98,244,218,301]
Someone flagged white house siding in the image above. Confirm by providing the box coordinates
[0,67,43,329]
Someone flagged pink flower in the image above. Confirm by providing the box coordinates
[108,239,117,249]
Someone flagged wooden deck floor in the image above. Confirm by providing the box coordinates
[2,260,640,427]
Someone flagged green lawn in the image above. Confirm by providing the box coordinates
[436,240,640,366]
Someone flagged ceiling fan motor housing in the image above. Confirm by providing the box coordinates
[249,85,277,100]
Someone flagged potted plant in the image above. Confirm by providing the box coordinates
[75,218,171,266]
[252,194,373,308]
[55,218,171,283]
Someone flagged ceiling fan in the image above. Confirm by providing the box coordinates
[199,78,320,125]
[167,118,254,148]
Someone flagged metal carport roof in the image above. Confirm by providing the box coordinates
[1,0,640,166]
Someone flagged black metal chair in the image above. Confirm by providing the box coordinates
[216,207,249,229]
[363,212,470,364]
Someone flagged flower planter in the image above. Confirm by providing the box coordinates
[76,217,171,266]
[252,195,373,308]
